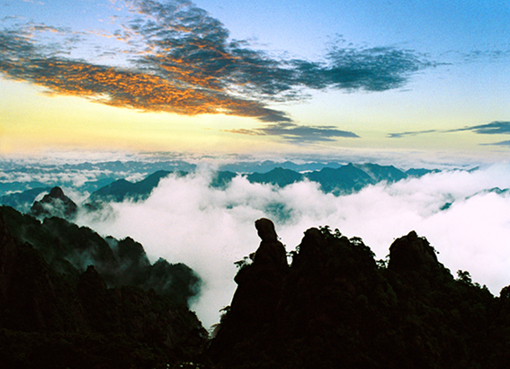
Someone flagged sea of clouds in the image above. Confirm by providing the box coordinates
[76,163,510,329]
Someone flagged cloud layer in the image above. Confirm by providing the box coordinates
[0,0,433,142]
[77,164,510,329]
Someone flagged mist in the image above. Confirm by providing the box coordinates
[77,163,510,329]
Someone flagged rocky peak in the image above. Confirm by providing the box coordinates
[30,186,78,219]
[209,218,288,361]
[48,186,66,200]
[388,230,439,272]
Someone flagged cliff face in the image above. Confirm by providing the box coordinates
[209,223,509,369]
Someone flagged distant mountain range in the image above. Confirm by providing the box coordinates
[85,163,438,204]
[0,159,438,195]
[0,162,450,214]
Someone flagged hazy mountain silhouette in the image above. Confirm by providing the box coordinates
[305,163,374,194]
[210,170,237,189]
[88,170,176,203]
[247,167,305,187]
[218,160,343,173]
[85,163,436,207]
[1,205,200,306]
[30,186,78,220]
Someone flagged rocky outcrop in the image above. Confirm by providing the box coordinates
[209,218,288,361]
[1,205,200,306]
[0,214,17,303]
[30,186,78,219]
[208,224,503,369]
[388,230,439,272]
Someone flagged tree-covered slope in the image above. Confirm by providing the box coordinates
[0,207,207,369]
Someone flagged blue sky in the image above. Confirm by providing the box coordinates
[1,0,510,165]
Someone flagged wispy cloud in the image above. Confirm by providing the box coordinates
[0,0,433,133]
[448,121,510,135]
[387,129,438,139]
[481,141,510,147]
[227,122,359,143]
[389,122,510,145]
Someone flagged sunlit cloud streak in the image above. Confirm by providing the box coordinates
[0,0,433,129]
[0,28,288,120]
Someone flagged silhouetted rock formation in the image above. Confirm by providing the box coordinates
[388,230,439,272]
[6,205,510,368]
[208,223,510,369]
[30,186,78,220]
[209,218,288,361]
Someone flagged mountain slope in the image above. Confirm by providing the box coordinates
[304,163,374,194]
[0,208,207,368]
[247,167,304,187]
[0,205,200,306]
[0,187,52,212]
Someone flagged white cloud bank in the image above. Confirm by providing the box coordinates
[78,163,510,329]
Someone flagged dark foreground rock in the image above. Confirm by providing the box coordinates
[0,206,207,368]
[208,222,510,369]
[4,206,510,369]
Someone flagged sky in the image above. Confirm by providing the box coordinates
[1,0,510,165]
